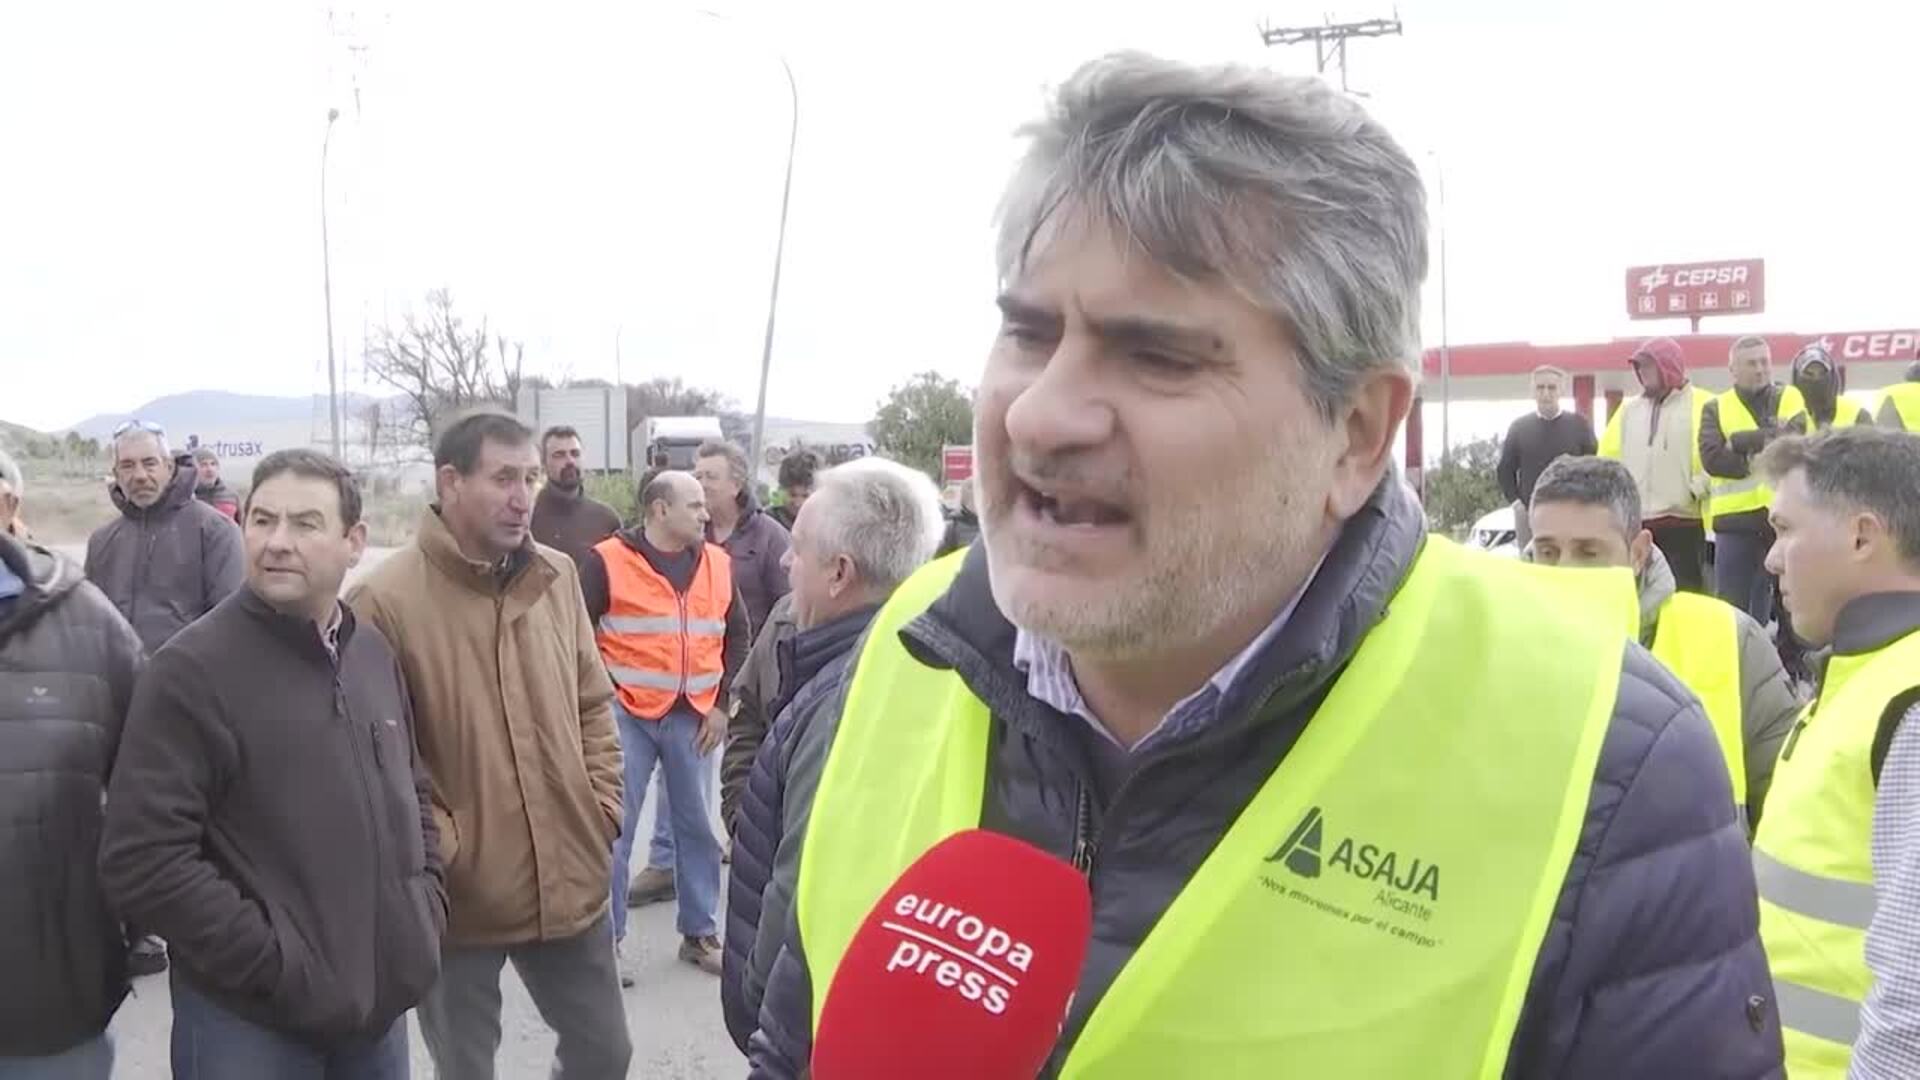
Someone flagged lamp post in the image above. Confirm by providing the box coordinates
[1430,150,1451,465]
[699,10,797,483]
[321,107,342,460]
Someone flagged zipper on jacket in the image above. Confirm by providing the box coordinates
[341,668,396,897]
[1070,785,1099,879]
[677,590,691,699]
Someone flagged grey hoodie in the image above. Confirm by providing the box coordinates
[1637,546,1802,825]
[84,454,245,654]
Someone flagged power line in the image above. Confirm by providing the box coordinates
[1258,14,1403,96]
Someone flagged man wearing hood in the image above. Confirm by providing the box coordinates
[1600,337,1715,593]
[1782,343,1871,433]
[1528,456,1801,829]
[191,447,242,524]
[86,423,245,657]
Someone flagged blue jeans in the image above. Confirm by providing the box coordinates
[611,703,721,941]
[648,768,675,869]
[170,976,408,1080]
[0,1035,111,1080]
[1713,527,1775,623]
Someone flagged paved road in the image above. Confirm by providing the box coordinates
[47,544,749,1077]
[109,793,745,1078]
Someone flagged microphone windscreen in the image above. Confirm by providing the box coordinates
[812,829,1093,1079]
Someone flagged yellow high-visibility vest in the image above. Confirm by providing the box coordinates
[1780,384,1865,431]
[796,539,1632,1077]
[1879,383,1920,432]
[1709,387,1787,518]
[1753,627,1920,1076]
[1649,592,1747,804]
[1598,385,1716,531]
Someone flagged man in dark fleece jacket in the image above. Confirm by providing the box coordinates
[0,532,142,1076]
[100,450,443,1078]
[742,53,1781,1078]
[531,425,622,568]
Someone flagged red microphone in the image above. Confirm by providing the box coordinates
[812,829,1093,1079]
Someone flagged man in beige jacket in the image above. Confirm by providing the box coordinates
[350,410,630,1080]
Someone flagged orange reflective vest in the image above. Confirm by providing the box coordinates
[593,537,733,719]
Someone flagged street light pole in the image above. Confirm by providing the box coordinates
[699,10,797,485]
[321,107,342,460]
[748,57,796,485]
[1433,152,1452,465]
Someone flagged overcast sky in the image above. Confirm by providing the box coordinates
[3,0,1915,435]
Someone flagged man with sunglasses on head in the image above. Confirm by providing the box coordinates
[84,419,243,978]
[86,421,244,658]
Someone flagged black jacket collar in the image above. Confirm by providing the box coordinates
[771,604,881,725]
[1831,592,1920,656]
[235,586,355,661]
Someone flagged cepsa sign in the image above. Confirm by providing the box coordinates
[1626,259,1765,320]
[1824,330,1920,362]
[942,445,974,484]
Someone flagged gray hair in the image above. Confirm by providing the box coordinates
[1531,365,1568,384]
[113,428,170,461]
[696,440,752,508]
[996,51,1429,417]
[1730,334,1771,359]
[1759,428,1920,567]
[806,457,947,592]
[1530,455,1641,538]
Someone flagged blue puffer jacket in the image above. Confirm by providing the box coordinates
[722,605,881,1053]
[742,478,1785,1077]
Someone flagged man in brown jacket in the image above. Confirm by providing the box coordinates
[349,410,630,1080]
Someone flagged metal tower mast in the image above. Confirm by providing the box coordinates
[1258,14,1403,95]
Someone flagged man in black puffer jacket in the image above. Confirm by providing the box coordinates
[0,531,144,1075]
[721,457,947,1052]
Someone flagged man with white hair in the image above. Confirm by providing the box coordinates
[719,456,944,1051]
[744,52,1778,1075]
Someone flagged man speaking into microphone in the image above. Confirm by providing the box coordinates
[741,51,1781,1077]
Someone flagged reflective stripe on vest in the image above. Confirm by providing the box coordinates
[1753,629,1920,1076]
[798,538,1627,1077]
[1649,592,1747,804]
[591,537,733,718]
[1710,388,1781,517]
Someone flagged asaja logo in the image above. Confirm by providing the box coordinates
[1271,806,1326,878]
[1267,806,1441,903]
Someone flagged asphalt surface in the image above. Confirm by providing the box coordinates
[47,545,749,1077]
[109,792,745,1078]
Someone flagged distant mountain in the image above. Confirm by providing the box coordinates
[66,390,389,441]
[0,417,44,450]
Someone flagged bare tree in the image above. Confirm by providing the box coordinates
[363,289,527,449]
